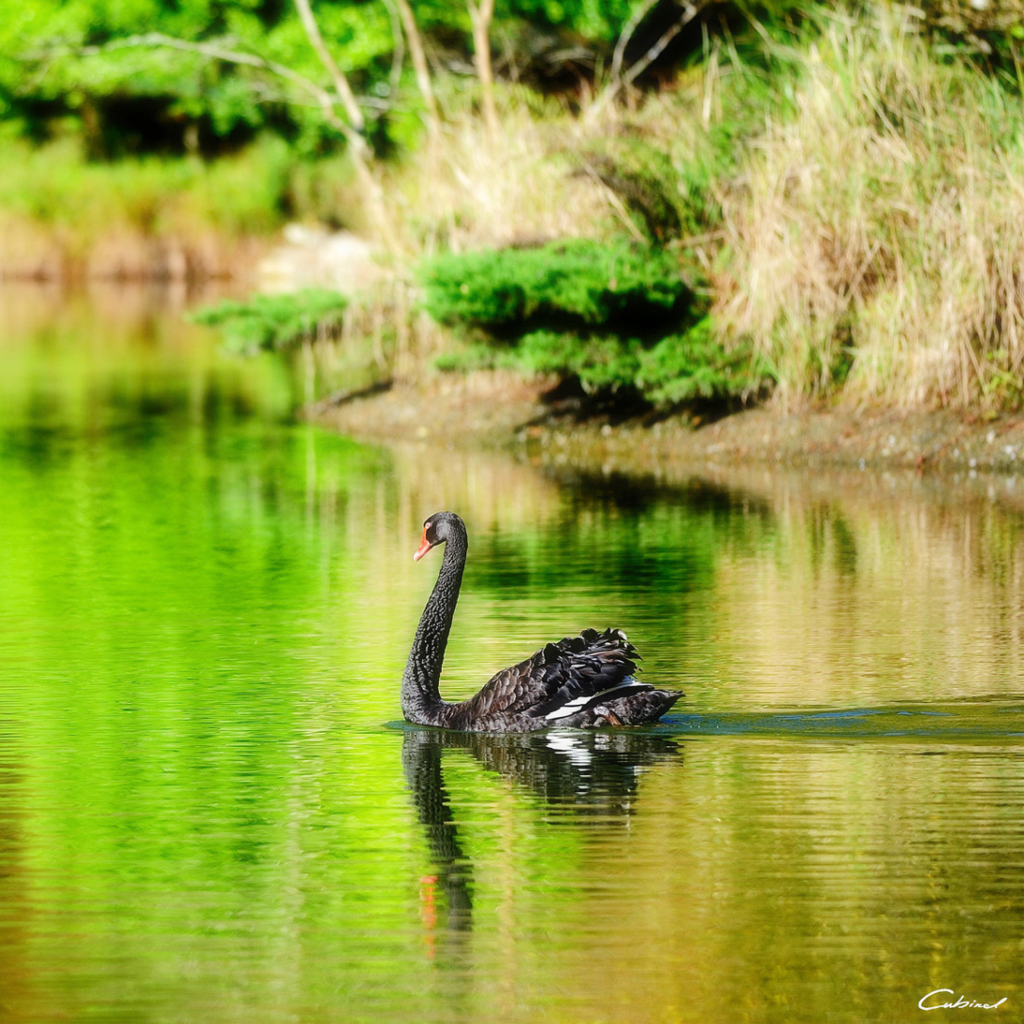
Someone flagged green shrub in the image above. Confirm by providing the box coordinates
[512,320,765,400]
[423,237,767,407]
[191,289,348,354]
[432,343,520,373]
[432,318,767,406]
[421,238,689,335]
[516,331,644,391]
[637,320,766,404]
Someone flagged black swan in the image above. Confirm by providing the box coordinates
[401,511,682,732]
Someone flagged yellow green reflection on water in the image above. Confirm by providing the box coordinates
[0,285,1021,1023]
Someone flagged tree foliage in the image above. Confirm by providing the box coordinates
[5,0,1024,159]
[0,0,641,156]
[3,0,401,154]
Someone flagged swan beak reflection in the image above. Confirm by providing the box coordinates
[413,529,434,562]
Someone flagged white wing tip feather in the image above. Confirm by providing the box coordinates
[544,679,648,721]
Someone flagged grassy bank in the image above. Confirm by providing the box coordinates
[309,7,1024,416]
[8,5,1024,413]
[0,134,361,280]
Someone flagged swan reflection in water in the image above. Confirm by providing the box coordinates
[401,727,683,949]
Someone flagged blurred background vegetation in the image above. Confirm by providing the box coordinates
[4,0,1024,411]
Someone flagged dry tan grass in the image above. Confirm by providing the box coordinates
[382,94,621,256]
[714,8,1024,409]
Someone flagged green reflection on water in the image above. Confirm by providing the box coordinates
[0,285,1022,1023]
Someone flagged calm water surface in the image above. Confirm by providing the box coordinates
[0,285,1022,1023]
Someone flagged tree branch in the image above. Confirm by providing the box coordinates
[380,0,406,101]
[291,0,365,132]
[622,1,702,88]
[609,0,659,85]
[391,0,441,142]
[466,0,498,137]
[73,32,347,128]
[588,1,704,122]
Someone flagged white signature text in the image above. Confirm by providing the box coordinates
[919,990,1007,1011]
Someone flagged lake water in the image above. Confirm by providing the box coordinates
[1,284,1022,1023]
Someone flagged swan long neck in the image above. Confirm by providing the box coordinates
[401,522,467,724]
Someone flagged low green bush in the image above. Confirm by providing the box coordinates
[421,238,689,336]
[422,239,767,407]
[515,321,764,399]
[516,330,644,391]
[637,320,764,404]
[191,289,348,354]
[431,323,763,401]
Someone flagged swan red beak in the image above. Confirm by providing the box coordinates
[413,527,434,561]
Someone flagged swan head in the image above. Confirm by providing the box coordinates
[413,511,465,561]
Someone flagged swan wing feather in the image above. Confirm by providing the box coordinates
[463,627,646,721]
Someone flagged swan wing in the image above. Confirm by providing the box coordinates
[465,627,649,721]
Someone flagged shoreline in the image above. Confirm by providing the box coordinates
[311,370,1024,480]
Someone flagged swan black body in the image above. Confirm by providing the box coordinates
[401,512,682,732]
